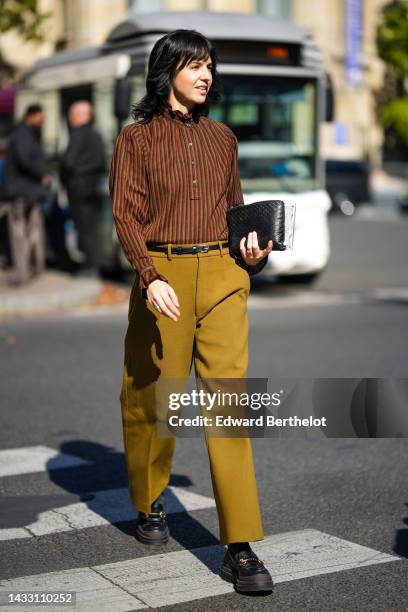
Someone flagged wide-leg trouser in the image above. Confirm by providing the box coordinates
[120,241,264,545]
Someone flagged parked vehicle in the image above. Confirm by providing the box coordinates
[325,159,372,215]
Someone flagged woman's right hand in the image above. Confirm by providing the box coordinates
[146,280,180,321]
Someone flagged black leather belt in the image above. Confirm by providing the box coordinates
[146,241,229,254]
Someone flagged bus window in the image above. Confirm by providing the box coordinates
[211,75,317,193]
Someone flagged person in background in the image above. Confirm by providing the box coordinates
[0,139,9,268]
[0,139,7,196]
[4,104,52,203]
[3,104,57,282]
[59,100,106,277]
[4,104,73,274]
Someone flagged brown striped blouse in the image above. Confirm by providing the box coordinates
[109,103,267,290]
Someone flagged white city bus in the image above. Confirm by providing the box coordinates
[16,10,333,281]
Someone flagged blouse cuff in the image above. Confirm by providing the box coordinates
[138,266,169,290]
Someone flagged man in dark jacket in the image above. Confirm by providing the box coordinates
[60,100,106,277]
[5,104,51,201]
[4,104,74,274]
[3,104,56,282]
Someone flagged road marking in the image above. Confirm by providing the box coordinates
[370,287,408,301]
[0,486,216,541]
[354,206,402,221]
[0,530,399,610]
[248,287,408,309]
[0,446,92,478]
[0,567,145,611]
[248,291,362,309]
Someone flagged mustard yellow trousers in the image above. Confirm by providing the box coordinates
[120,241,264,545]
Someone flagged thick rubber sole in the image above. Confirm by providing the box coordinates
[135,525,169,545]
[220,563,274,593]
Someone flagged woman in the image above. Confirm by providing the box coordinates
[109,29,274,593]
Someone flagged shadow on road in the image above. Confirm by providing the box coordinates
[1,440,227,576]
[394,502,408,558]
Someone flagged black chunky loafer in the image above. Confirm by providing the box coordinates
[220,549,274,593]
[135,497,169,545]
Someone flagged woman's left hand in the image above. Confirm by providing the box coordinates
[240,231,273,266]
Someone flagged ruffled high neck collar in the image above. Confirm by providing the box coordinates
[162,102,196,124]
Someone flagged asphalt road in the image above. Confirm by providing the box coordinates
[0,213,407,611]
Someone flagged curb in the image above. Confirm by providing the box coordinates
[0,270,102,320]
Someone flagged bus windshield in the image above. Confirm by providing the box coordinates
[209,75,318,193]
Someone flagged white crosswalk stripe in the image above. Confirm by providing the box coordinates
[0,568,145,611]
[0,530,400,610]
[0,445,216,541]
[0,486,215,541]
[0,446,91,477]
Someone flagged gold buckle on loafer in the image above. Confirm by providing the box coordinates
[238,556,264,566]
[141,510,166,519]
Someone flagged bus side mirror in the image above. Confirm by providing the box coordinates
[325,72,334,122]
[114,79,132,120]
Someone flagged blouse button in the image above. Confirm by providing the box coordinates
[192,179,197,184]
[188,142,193,146]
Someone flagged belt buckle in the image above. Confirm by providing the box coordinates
[199,244,209,253]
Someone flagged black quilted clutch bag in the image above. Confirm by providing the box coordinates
[227,200,286,255]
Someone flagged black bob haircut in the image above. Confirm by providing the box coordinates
[131,29,221,123]
[24,104,43,118]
